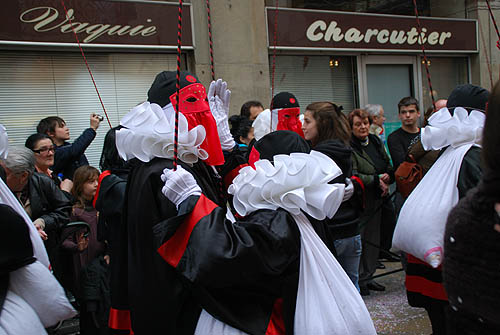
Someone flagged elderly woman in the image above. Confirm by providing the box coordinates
[0,147,72,281]
[25,133,72,193]
[349,109,394,296]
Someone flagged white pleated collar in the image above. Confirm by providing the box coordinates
[228,150,345,220]
[422,107,485,151]
[116,101,208,164]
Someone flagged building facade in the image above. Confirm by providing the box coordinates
[0,0,497,166]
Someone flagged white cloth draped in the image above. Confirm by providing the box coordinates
[393,107,485,267]
[195,151,376,334]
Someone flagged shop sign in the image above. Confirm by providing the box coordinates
[0,0,193,49]
[267,8,477,53]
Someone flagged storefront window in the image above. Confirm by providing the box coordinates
[270,55,358,113]
[420,56,469,111]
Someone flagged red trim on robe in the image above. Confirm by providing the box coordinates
[406,254,447,301]
[108,308,133,333]
[265,298,285,335]
[93,170,111,208]
[406,275,448,301]
[157,194,218,268]
[223,164,248,189]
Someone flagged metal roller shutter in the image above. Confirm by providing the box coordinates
[271,55,357,113]
[0,51,177,168]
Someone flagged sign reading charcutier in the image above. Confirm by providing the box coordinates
[0,0,193,49]
[266,7,477,53]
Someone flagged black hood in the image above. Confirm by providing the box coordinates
[447,84,489,113]
[253,130,310,161]
[313,139,352,177]
[94,173,127,218]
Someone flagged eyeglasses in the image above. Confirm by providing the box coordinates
[32,146,55,154]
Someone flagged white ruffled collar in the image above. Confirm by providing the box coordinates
[228,151,345,220]
[116,102,208,164]
[421,107,485,150]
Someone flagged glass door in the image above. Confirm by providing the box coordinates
[359,55,422,137]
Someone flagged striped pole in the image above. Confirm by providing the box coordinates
[412,0,436,111]
[173,0,183,171]
[60,0,112,128]
[206,0,215,81]
[270,0,279,132]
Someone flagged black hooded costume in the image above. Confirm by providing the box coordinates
[152,130,340,335]
[107,71,247,334]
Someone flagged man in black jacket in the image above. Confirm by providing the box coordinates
[37,113,102,180]
[0,147,71,279]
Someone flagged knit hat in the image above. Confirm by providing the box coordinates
[147,71,201,108]
[447,84,489,113]
[271,92,300,109]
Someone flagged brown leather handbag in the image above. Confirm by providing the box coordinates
[395,154,423,198]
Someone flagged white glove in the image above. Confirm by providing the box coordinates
[208,79,235,151]
[342,178,354,202]
[161,166,202,208]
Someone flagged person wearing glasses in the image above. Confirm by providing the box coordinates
[25,133,73,193]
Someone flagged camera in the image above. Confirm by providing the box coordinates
[96,114,104,121]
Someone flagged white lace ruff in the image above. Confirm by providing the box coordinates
[116,102,208,164]
[422,107,485,150]
[228,151,345,220]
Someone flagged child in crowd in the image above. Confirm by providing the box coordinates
[37,114,101,180]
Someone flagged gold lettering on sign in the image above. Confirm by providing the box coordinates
[20,6,158,43]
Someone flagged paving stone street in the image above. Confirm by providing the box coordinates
[363,260,433,335]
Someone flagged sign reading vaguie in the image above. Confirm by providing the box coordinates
[266,8,477,53]
[0,0,193,48]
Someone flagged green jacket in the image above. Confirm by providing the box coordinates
[350,134,394,208]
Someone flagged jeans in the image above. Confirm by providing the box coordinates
[334,234,362,291]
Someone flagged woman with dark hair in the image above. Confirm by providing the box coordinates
[99,125,130,179]
[228,115,254,147]
[443,81,500,334]
[349,108,394,295]
[25,133,72,193]
[302,101,362,291]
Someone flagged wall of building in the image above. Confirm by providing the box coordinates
[192,0,271,116]
[432,0,500,91]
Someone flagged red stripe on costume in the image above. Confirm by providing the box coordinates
[93,170,111,208]
[223,164,248,189]
[406,275,448,301]
[108,308,133,333]
[157,194,218,268]
[266,298,285,335]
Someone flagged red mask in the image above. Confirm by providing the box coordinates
[276,107,304,138]
[170,83,224,166]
